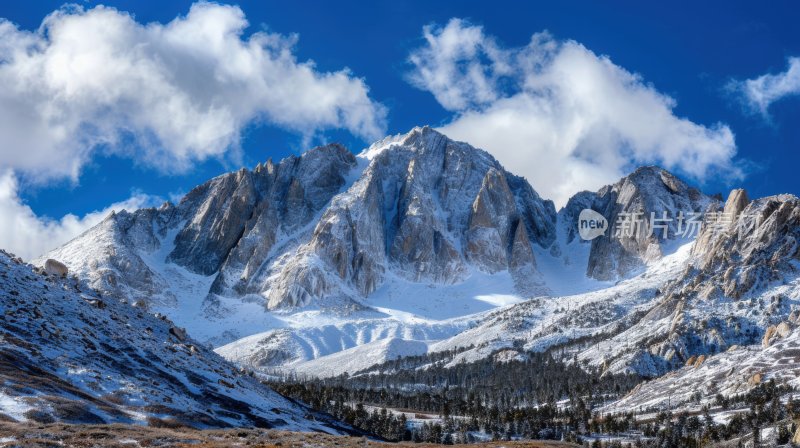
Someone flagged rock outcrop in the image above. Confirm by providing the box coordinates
[692,193,800,299]
[44,259,68,277]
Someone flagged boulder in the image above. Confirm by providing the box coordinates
[169,326,187,342]
[44,259,68,277]
[793,421,800,444]
[762,325,777,348]
[693,355,706,368]
[763,322,793,348]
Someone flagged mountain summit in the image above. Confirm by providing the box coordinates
[40,127,559,314]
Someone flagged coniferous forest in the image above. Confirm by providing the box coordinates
[269,351,799,446]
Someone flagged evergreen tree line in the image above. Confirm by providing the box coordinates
[628,380,797,447]
[269,352,641,442]
[268,350,799,446]
[282,351,643,408]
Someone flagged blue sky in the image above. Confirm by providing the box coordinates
[0,0,799,259]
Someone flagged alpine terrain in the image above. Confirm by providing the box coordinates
[3,126,800,445]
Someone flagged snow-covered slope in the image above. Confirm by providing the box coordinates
[287,338,429,378]
[0,250,352,432]
[427,239,695,369]
[213,268,524,373]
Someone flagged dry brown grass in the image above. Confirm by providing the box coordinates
[0,422,578,447]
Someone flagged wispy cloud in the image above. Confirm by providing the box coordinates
[0,3,386,184]
[408,19,740,207]
[727,56,800,118]
[0,170,162,260]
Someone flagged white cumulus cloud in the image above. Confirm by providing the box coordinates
[408,19,740,207]
[0,170,161,260]
[0,2,386,183]
[728,56,800,117]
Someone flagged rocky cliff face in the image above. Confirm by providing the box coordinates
[264,127,556,308]
[207,143,357,299]
[582,166,713,280]
[691,191,800,299]
[40,127,557,311]
[38,143,357,309]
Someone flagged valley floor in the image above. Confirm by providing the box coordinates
[0,423,577,448]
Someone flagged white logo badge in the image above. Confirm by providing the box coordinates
[578,209,607,241]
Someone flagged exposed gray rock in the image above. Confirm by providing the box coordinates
[168,168,258,276]
[585,167,712,280]
[260,127,557,308]
[693,188,750,258]
[693,194,800,299]
[724,188,750,219]
[211,144,357,297]
[465,168,518,273]
[559,191,599,245]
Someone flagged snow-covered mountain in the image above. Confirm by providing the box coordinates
[37,127,561,350]
[0,250,353,432]
[25,126,800,414]
[40,127,557,313]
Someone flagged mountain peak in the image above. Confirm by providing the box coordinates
[358,125,442,160]
[582,164,712,280]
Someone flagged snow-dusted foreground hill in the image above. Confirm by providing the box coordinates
[0,250,353,432]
